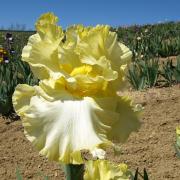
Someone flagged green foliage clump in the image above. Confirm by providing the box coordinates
[127,58,159,90]
[127,56,180,90]
[0,32,38,115]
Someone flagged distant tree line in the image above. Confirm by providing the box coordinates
[0,23,34,31]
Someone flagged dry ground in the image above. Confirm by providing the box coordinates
[0,84,180,180]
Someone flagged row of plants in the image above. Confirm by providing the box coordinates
[112,21,180,59]
[127,56,180,90]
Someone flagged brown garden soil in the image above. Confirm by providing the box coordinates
[0,84,180,180]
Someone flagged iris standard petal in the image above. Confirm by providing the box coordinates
[22,13,64,80]
[22,36,62,79]
[76,25,132,71]
[35,12,64,43]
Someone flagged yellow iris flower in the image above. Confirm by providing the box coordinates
[84,160,132,180]
[13,12,141,164]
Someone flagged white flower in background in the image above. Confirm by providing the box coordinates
[144,29,148,33]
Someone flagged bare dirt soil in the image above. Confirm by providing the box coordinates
[0,84,180,180]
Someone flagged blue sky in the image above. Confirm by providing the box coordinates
[0,0,179,30]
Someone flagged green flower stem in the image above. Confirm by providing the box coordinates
[64,164,84,180]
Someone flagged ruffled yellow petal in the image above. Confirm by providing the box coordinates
[35,12,64,43]
[76,25,132,70]
[12,84,36,116]
[106,32,132,70]
[84,160,132,180]
[94,96,141,143]
[22,34,63,80]
[75,25,132,92]
[58,44,81,74]
[65,24,89,46]
[22,13,64,81]
[76,25,109,63]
